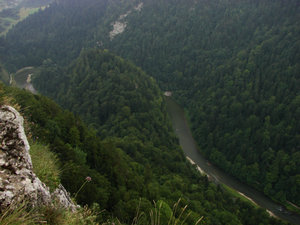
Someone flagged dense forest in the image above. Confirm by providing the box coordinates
[0,0,299,223]
[106,0,300,207]
[0,0,136,70]
[107,0,300,206]
[1,50,285,224]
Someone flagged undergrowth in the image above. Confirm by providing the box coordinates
[30,142,61,191]
[0,198,203,225]
[0,83,203,224]
[0,200,99,225]
[0,200,43,225]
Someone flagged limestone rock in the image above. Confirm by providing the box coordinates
[0,105,51,211]
[52,184,78,212]
[0,105,76,212]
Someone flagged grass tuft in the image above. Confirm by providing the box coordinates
[0,200,44,225]
[30,142,61,191]
[0,198,100,225]
[131,198,203,225]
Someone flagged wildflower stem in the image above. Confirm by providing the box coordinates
[74,180,88,199]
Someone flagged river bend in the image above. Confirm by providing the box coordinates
[166,97,300,225]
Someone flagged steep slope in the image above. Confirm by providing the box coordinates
[30,50,284,224]
[0,0,299,216]
[0,0,53,35]
[105,0,300,207]
[34,49,172,148]
[0,0,139,71]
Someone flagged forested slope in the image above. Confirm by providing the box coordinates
[1,49,285,224]
[0,0,139,70]
[107,0,300,206]
[103,0,300,206]
[0,0,299,215]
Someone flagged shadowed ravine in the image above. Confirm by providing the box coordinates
[165,96,300,225]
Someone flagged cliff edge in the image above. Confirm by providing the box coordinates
[0,105,76,212]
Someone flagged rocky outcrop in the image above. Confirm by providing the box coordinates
[52,184,78,212]
[109,2,144,40]
[0,105,76,212]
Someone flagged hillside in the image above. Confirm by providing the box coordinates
[0,0,299,223]
[4,49,283,224]
[0,0,53,35]
[105,0,300,207]
[1,0,299,208]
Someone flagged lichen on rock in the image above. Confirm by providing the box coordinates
[0,105,76,212]
[52,184,78,212]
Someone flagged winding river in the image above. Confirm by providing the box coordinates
[165,97,300,225]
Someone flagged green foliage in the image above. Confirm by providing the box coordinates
[2,0,298,208]
[154,200,173,225]
[1,0,297,221]
[38,203,99,225]
[0,198,99,225]
[30,142,61,191]
[104,0,300,207]
[0,64,10,85]
[28,50,285,224]
[105,0,300,208]
[1,67,282,224]
[0,0,51,36]
[131,198,204,225]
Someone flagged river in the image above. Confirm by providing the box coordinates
[165,97,300,225]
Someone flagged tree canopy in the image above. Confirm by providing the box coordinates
[0,0,299,222]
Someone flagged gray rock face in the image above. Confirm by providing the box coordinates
[0,105,51,211]
[0,105,76,211]
[52,184,78,212]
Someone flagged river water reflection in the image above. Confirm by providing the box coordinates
[166,97,300,225]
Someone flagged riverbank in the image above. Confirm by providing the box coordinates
[13,66,37,94]
[165,96,300,225]
[186,154,263,212]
